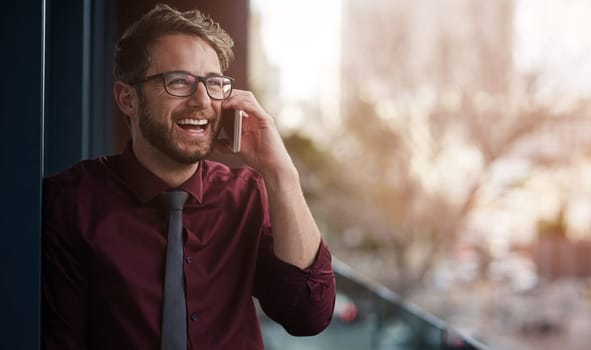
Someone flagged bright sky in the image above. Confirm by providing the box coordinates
[250,0,343,134]
[253,0,591,101]
[514,0,591,97]
[251,0,342,102]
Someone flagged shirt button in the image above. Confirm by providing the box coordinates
[185,256,192,264]
[191,313,198,321]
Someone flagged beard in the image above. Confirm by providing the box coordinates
[137,91,217,164]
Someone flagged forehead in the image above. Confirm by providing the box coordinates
[147,34,221,75]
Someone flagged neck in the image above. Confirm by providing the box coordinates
[132,139,199,188]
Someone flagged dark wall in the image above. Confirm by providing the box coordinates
[0,2,44,349]
[44,0,115,176]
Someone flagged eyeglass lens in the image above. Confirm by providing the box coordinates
[163,72,232,99]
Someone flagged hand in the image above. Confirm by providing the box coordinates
[219,90,322,269]
[218,90,295,179]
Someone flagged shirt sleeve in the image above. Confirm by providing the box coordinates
[253,236,336,336]
[42,176,90,349]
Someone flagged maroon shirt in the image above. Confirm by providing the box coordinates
[42,145,335,349]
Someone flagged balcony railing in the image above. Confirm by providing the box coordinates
[260,258,490,350]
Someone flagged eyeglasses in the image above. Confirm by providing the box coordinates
[130,71,234,100]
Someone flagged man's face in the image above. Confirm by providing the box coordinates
[133,34,223,164]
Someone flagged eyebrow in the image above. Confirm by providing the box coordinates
[167,70,224,78]
[203,72,225,77]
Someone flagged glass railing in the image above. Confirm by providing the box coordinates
[260,258,490,350]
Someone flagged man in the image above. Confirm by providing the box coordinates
[42,4,335,349]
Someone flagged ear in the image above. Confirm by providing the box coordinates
[113,80,137,117]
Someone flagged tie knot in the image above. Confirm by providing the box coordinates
[159,190,189,211]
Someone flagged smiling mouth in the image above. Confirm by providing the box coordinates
[177,118,209,133]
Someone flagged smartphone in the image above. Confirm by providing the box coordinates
[218,109,242,153]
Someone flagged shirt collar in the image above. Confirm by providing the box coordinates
[116,142,204,205]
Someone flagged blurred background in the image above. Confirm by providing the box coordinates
[3,0,591,349]
[250,0,591,349]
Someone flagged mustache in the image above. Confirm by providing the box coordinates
[172,108,216,121]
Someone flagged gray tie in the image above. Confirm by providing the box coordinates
[159,190,189,350]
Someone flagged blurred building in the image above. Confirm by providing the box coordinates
[535,238,591,280]
[340,0,515,112]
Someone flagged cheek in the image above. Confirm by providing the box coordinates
[213,105,222,118]
[213,105,223,126]
[150,101,178,122]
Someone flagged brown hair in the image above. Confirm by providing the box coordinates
[113,3,234,83]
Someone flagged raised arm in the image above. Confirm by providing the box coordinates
[220,90,321,269]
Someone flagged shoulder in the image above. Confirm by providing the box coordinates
[200,160,268,205]
[43,156,116,202]
[201,160,263,187]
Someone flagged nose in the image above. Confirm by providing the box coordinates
[187,81,211,107]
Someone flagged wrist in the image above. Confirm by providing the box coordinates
[260,163,300,190]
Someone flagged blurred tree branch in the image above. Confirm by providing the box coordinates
[284,0,590,295]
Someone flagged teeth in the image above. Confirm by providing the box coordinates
[177,119,208,126]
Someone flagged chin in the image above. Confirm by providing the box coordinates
[173,144,213,164]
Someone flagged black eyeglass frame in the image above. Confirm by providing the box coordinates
[129,70,235,100]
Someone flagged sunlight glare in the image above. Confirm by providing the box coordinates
[252,0,341,102]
